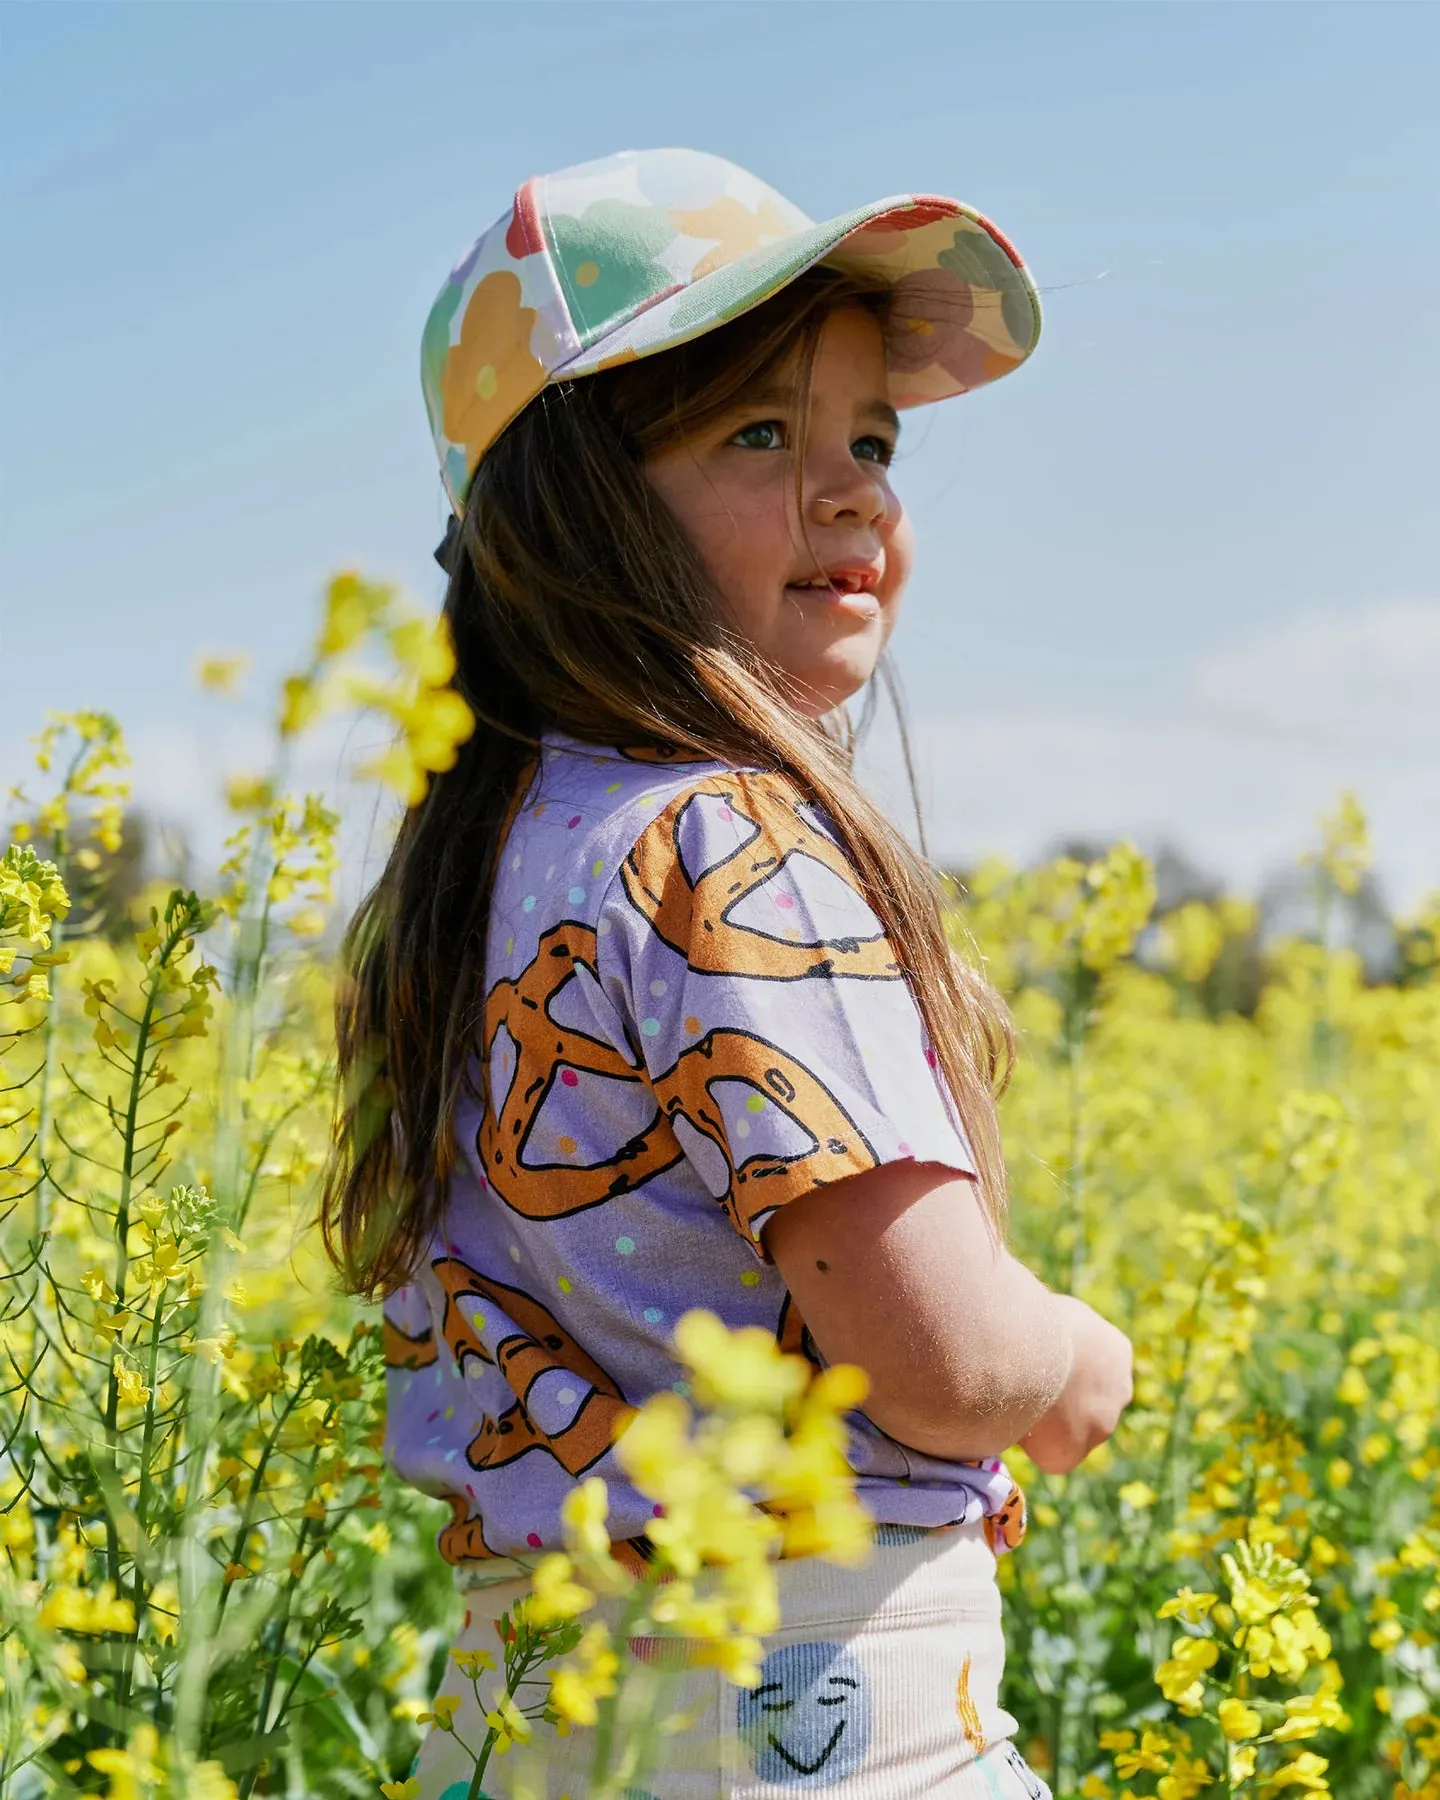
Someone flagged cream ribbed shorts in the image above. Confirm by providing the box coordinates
[412,1522,1051,1800]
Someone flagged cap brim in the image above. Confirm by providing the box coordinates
[553,193,1041,412]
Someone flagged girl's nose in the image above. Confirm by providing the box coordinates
[804,446,890,530]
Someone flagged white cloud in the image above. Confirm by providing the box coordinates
[864,600,1440,907]
[1192,599,1440,754]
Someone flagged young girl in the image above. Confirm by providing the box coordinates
[325,147,1132,1799]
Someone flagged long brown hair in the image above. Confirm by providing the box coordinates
[322,267,1014,1299]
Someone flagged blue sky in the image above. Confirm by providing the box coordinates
[6,3,1439,900]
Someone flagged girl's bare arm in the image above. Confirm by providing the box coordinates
[765,1160,1129,1465]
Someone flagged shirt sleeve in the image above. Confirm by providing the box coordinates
[597,770,977,1254]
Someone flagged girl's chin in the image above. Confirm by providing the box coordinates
[784,653,882,717]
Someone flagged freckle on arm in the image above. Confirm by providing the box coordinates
[815,1259,829,1273]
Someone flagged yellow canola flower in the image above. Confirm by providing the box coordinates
[131,1238,186,1290]
[1159,900,1226,985]
[1222,1539,1314,1624]
[644,1468,779,1577]
[713,1559,781,1639]
[186,1762,242,1800]
[712,1411,787,1486]
[224,772,273,813]
[807,1363,870,1413]
[484,1690,533,1753]
[1240,1607,1331,1681]
[279,674,322,739]
[87,1724,163,1797]
[90,1735,239,1800]
[548,1623,619,1727]
[1230,1744,1259,1782]
[776,1492,873,1567]
[418,1693,460,1731]
[1155,1634,1219,1711]
[686,1629,765,1687]
[561,1475,611,1561]
[39,1581,137,1635]
[1336,1367,1368,1407]
[112,1357,151,1409]
[1114,1730,1172,1778]
[523,1552,594,1627]
[1311,789,1370,896]
[195,653,250,695]
[1273,1688,1347,1741]
[450,1645,497,1678]
[549,1666,605,1727]
[1155,1744,1212,1799]
[81,1267,117,1305]
[673,1309,810,1414]
[389,614,458,685]
[380,1782,422,1800]
[1078,842,1156,973]
[1217,1695,1262,1740]
[0,845,71,948]
[374,690,477,806]
[319,570,392,657]
[614,1390,694,1495]
[1262,1749,1331,1791]
[1119,1479,1158,1510]
[1158,1588,1218,1624]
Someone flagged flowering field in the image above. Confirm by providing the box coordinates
[2,573,1437,1799]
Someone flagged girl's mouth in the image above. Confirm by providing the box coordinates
[783,569,882,617]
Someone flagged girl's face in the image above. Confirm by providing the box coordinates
[646,305,912,716]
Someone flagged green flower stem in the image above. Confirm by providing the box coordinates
[97,913,184,1634]
[210,1382,306,1642]
[114,1282,169,1715]
[589,1582,653,1794]
[32,893,64,1243]
[466,1629,555,1800]
[246,1416,336,1750]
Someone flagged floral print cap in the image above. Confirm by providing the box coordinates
[422,146,1043,514]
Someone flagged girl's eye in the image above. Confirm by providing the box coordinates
[729,420,786,451]
[853,434,896,466]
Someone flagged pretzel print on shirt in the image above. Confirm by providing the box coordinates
[481,921,683,1218]
[482,916,878,1238]
[432,1257,628,1479]
[621,774,903,981]
[383,1318,438,1371]
[652,1026,879,1240]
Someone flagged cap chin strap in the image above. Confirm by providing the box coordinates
[434,510,463,575]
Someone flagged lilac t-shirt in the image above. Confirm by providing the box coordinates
[383,735,1024,1574]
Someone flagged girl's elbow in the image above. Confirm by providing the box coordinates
[864,1359,1059,1463]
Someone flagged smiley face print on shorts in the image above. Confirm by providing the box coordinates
[737,1641,872,1786]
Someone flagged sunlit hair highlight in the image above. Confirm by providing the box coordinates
[323,266,1014,1299]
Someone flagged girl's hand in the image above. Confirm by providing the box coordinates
[1016,1295,1133,1475]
